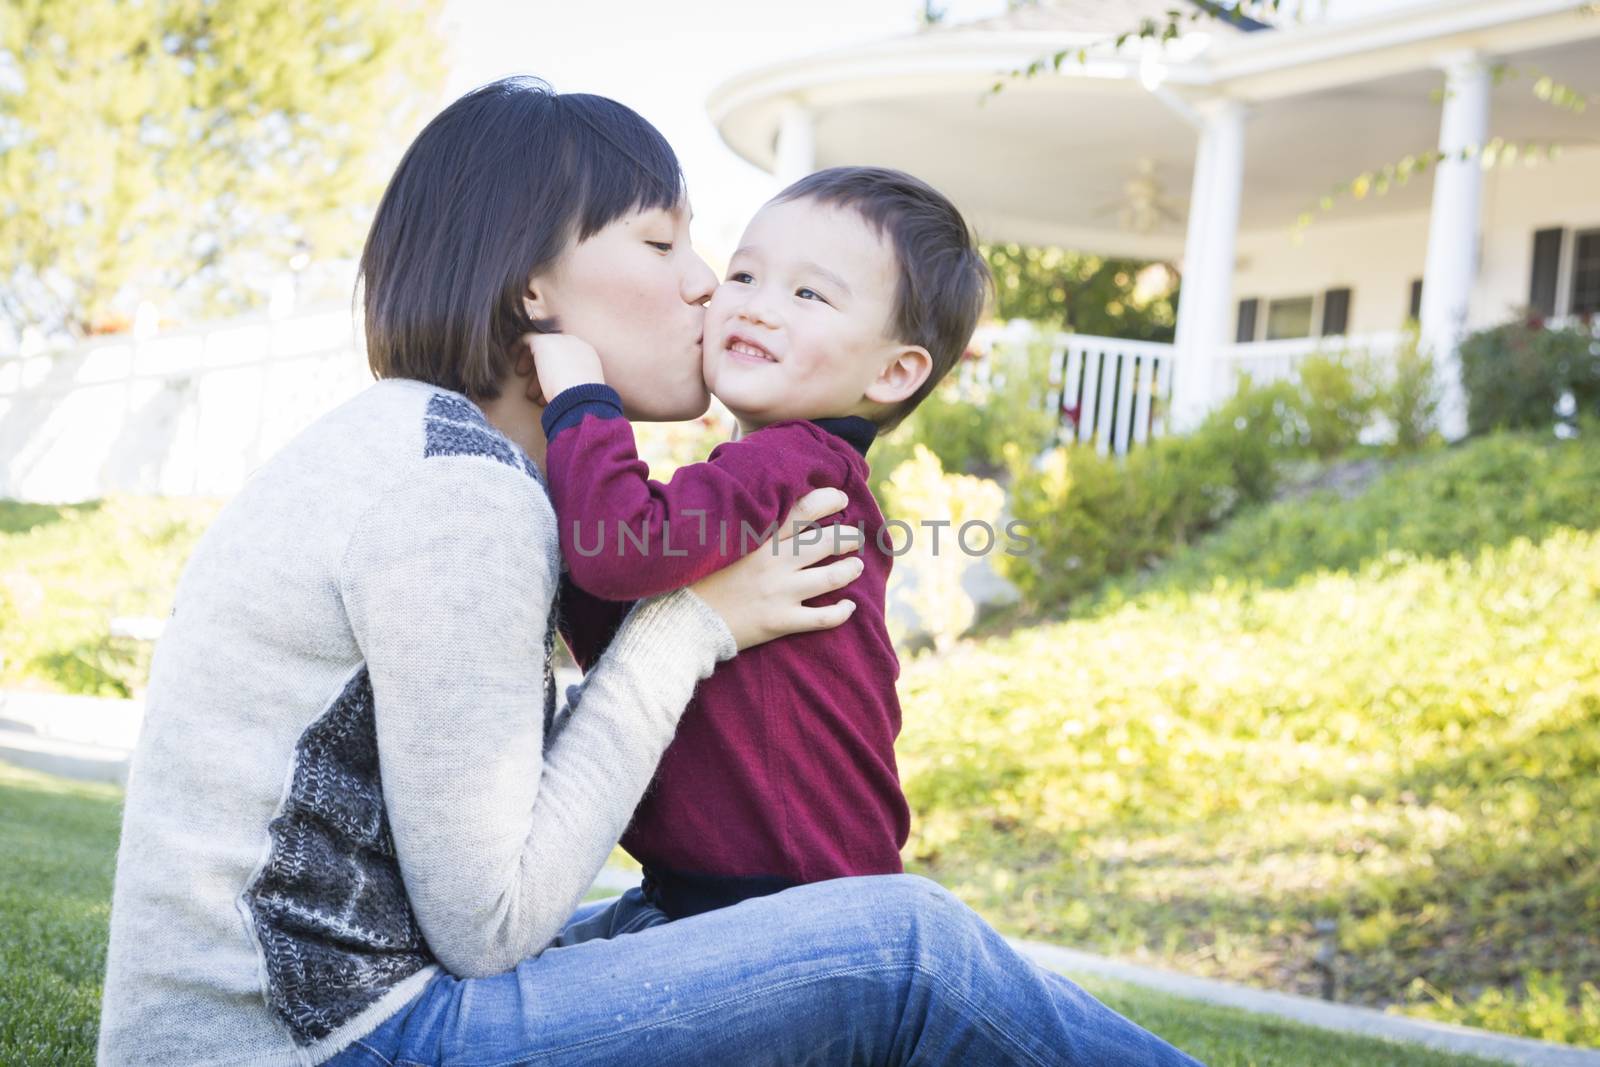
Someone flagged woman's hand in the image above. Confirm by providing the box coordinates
[518,332,605,405]
[689,488,864,652]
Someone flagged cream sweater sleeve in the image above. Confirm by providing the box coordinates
[340,454,735,979]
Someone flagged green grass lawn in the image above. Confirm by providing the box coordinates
[900,431,1600,1048]
[0,762,1499,1066]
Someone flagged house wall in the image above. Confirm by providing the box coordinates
[1229,145,1600,340]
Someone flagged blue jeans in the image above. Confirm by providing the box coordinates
[326,874,1204,1066]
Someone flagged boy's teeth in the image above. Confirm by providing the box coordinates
[731,341,774,361]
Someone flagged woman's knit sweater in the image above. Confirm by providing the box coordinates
[97,378,735,1066]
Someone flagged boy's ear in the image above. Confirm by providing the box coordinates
[864,346,934,407]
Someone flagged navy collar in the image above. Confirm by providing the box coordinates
[808,415,878,457]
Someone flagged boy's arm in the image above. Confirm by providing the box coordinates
[557,570,631,672]
[539,383,850,601]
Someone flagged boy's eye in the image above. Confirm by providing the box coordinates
[796,287,828,303]
[647,241,673,252]
[729,271,754,284]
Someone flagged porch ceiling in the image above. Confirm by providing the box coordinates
[713,32,1600,260]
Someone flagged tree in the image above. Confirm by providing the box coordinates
[983,243,1177,341]
[0,0,444,339]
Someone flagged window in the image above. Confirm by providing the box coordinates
[1265,296,1314,340]
[1573,230,1600,316]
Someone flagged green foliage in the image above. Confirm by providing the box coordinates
[878,446,1005,651]
[0,0,445,336]
[869,336,1060,498]
[902,520,1600,1041]
[1296,350,1383,458]
[1403,971,1600,1048]
[0,764,121,1065]
[997,376,1290,610]
[1459,316,1600,435]
[0,496,221,696]
[1128,426,1600,599]
[982,244,1177,341]
[1381,329,1442,453]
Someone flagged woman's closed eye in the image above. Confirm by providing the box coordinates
[647,241,673,253]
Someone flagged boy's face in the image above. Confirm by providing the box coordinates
[703,198,916,431]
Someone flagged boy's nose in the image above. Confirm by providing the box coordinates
[735,289,782,330]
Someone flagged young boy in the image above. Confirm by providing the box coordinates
[534,166,991,920]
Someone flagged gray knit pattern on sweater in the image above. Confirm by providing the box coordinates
[97,378,735,1066]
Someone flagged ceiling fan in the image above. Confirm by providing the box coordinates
[1095,157,1185,234]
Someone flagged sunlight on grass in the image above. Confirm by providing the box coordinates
[900,527,1600,1046]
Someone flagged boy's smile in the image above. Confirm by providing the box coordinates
[702,197,927,434]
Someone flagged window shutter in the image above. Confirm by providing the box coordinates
[1408,278,1423,322]
[1572,230,1600,316]
[1529,228,1564,317]
[1321,287,1351,336]
[1235,298,1259,343]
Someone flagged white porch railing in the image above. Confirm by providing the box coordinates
[1213,331,1408,398]
[972,322,1180,457]
[975,323,1411,457]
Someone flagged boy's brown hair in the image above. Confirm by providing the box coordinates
[772,166,992,433]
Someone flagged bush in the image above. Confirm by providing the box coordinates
[997,377,1295,610]
[870,333,1060,500]
[1296,350,1383,458]
[1380,329,1440,453]
[1459,315,1600,435]
[1119,423,1600,599]
[1,497,221,696]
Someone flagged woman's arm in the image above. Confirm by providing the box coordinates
[342,461,859,979]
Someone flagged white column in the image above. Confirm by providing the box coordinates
[773,101,815,188]
[1171,99,1246,431]
[1419,51,1491,440]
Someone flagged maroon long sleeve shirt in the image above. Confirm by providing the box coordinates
[542,383,909,918]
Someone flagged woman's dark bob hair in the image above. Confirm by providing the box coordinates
[359,76,685,399]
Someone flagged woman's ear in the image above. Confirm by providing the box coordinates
[864,346,934,407]
[523,270,554,321]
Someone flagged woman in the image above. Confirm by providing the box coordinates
[98,77,1204,1066]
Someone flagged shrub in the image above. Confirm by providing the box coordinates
[1296,349,1383,458]
[1,496,222,697]
[1189,377,1297,504]
[997,377,1297,610]
[1459,315,1600,435]
[1380,328,1440,453]
[870,334,1060,500]
[1119,423,1600,598]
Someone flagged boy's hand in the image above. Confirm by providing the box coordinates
[519,332,605,405]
